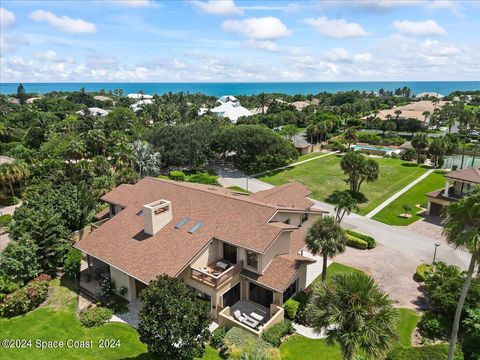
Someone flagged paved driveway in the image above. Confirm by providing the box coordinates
[336,246,423,309]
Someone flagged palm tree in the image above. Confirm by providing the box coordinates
[308,272,399,360]
[332,190,359,223]
[305,216,347,283]
[344,127,357,150]
[443,188,480,360]
[411,133,428,164]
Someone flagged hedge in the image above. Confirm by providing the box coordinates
[0,277,49,317]
[414,263,432,282]
[0,196,20,206]
[418,311,448,340]
[168,171,186,181]
[283,298,300,320]
[261,321,294,347]
[210,327,226,349]
[79,306,113,327]
[386,344,464,360]
[0,214,12,227]
[346,234,368,250]
[346,230,376,249]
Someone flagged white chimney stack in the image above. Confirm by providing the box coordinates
[143,200,172,235]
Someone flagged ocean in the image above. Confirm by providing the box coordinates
[0,81,479,96]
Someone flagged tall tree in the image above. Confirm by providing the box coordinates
[411,133,429,164]
[344,127,357,150]
[305,216,346,282]
[332,190,359,223]
[443,188,480,360]
[308,272,399,360]
[138,275,211,359]
[16,84,27,105]
[340,152,379,194]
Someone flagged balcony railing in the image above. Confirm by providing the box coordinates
[191,260,243,288]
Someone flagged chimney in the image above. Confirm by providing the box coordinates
[143,200,172,235]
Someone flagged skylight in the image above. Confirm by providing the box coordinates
[188,221,203,234]
[175,217,189,229]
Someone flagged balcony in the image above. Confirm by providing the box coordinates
[191,260,243,288]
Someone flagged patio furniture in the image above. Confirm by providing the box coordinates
[233,310,245,322]
[250,312,264,322]
[241,316,259,329]
[216,260,229,270]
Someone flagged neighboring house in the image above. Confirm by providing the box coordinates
[200,95,252,123]
[415,92,445,100]
[427,167,480,215]
[127,93,153,100]
[75,178,325,334]
[130,99,153,113]
[76,107,110,117]
[367,100,448,124]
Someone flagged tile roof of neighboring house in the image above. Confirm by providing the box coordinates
[241,253,315,292]
[370,100,448,122]
[75,178,320,283]
[251,182,316,209]
[445,167,480,184]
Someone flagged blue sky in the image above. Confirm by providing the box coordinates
[1,0,479,82]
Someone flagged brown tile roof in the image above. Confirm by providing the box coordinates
[290,227,307,254]
[445,167,480,184]
[75,178,315,283]
[251,182,315,209]
[242,253,315,292]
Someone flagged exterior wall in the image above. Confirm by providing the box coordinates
[238,248,261,275]
[109,266,137,302]
[261,232,291,273]
[271,212,303,227]
[192,239,218,268]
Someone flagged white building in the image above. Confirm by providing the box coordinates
[130,99,154,112]
[200,95,252,123]
[76,107,110,117]
[127,93,153,100]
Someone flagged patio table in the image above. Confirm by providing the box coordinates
[241,316,259,328]
[250,312,264,322]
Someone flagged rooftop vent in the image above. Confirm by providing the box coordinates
[188,221,203,234]
[143,199,172,235]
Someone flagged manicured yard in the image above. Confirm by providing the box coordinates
[0,278,219,360]
[372,170,446,225]
[397,308,420,347]
[226,186,251,194]
[258,154,429,215]
[280,335,342,360]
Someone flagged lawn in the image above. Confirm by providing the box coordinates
[226,186,251,194]
[397,308,420,347]
[372,170,446,225]
[0,278,220,360]
[258,154,429,215]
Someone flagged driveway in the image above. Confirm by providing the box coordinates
[335,246,423,309]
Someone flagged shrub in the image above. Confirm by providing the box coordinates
[0,196,20,206]
[222,327,275,360]
[414,263,432,282]
[261,321,294,347]
[386,344,464,360]
[0,278,49,317]
[79,306,113,327]
[418,311,448,340]
[293,291,310,324]
[0,214,13,227]
[63,248,82,279]
[346,234,368,249]
[186,172,219,185]
[210,327,226,349]
[400,149,416,161]
[283,298,300,320]
[169,170,186,181]
[0,275,21,302]
[346,230,376,249]
[328,141,347,152]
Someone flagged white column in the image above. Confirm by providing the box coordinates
[444,180,450,197]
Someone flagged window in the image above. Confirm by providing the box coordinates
[246,250,259,270]
[223,243,237,264]
[283,279,298,303]
[301,213,309,224]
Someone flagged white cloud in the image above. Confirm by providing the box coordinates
[303,16,368,38]
[190,0,242,15]
[352,0,425,9]
[222,17,292,39]
[246,39,279,52]
[354,53,372,62]
[393,20,446,36]
[35,50,75,63]
[324,48,350,61]
[173,59,187,69]
[0,7,15,29]
[0,35,28,52]
[105,0,151,7]
[29,10,96,34]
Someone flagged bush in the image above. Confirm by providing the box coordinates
[63,248,82,279]
[186,172,219,185]
[79,306,113,327]
[210,327,226,349]
[400,149,416,161]
[261,321,294,347]
[346,234,368,249]
[0,278,49,317]
[418,311,448,340]
[169,170,186,181]
[293,291,310,324]
[0,196,20,206]
[0,214,12,227]
[346,230,376,249]
[222,327,275,360]
[386,344,464,360]
[0,275,21,302]
[328,141,347,152]
[283,298,300,320]
[414,263,432,282]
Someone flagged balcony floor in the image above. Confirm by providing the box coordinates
[230,300,270,321]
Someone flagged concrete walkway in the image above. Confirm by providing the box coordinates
[212,164,470,269]
[365,169,436,218]
[293,323,328,339]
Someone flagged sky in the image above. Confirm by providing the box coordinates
[0,0,479,82]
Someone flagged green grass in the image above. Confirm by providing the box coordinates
[226,186,251,194]
[397,308,420,347]
[0,278,220,360]
[372,170,446,225]
[309,262,365,291]
[258,154,429,215]
[280,335,342,360]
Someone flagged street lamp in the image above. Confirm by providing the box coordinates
[433,243,441,264]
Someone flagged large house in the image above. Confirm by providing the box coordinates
[427,167,480,215]
[199,95,253,123]
[75,178,325,333]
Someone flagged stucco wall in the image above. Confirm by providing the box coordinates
[261,232,291,273]
[271,212,303,227]
[109,266,136,302]
[192,239,218,268]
